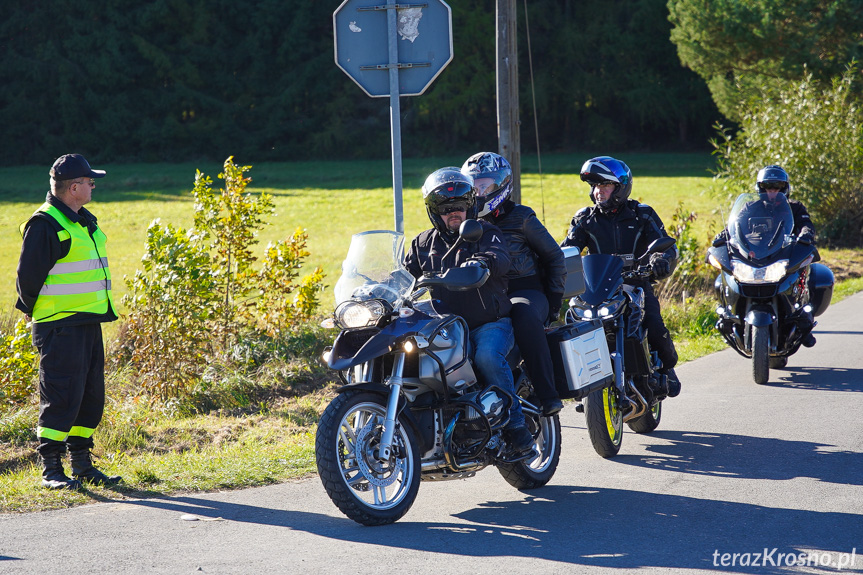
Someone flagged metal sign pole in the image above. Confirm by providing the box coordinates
[386,2,405,235]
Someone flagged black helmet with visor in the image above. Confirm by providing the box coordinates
[422,167,478,241]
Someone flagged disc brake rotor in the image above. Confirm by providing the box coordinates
[354,420,404,488]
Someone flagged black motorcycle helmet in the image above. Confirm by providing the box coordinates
[756,165,791,196]
[580,156,633,212]
[460,152,513,218]
[422,167,478,241]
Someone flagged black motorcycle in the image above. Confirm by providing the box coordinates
[560,237,677,458]
[706,192,834,384]
[316,221,561,526]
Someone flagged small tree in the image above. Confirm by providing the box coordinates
[712,67,863,246]
[121,157,325,401]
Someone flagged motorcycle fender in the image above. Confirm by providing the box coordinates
[329,331,394,371]
[745,309,774,327]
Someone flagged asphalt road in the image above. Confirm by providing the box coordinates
[2,293,862,575]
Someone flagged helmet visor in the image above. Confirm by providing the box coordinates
[437,200,470,215]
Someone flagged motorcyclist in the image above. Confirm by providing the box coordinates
[715,165,816,245]
[404,167,536,456]
[561,156,681,397]
[713,165,818,347]
[461,152,567,417]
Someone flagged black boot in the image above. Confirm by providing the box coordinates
[504,425,536,455]
[660,368,681,398]
[69,446,122,486]
[39,445,82,490]
[541,398,564,417]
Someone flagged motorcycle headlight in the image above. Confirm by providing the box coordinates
[334,300,388,328]
[731,259,788,284]
[570,305,594,319]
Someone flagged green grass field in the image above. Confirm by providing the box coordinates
[1,152,725,323]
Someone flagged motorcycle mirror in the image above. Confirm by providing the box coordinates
[441,219,485,262]
[458,219,484,243]
[640,237,676,261]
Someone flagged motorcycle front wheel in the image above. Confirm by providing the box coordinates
[752,325,770,385]
[584,385,624,458]
[315,390,420,526]
[498,410,562,490]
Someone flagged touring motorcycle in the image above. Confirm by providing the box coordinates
[706,192,833,384]
[560,237,678,458]
[315,221,561,526]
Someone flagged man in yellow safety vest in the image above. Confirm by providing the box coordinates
[16,153,121,489]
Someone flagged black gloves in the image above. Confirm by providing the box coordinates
[460,258,488,269]
[712,229,729,247]
[797,230,815,245]
[546,292,563,325]
[649,253,672,280]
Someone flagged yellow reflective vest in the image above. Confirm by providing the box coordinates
[30,203,115,323]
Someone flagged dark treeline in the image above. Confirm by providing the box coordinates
[0,0,720,166]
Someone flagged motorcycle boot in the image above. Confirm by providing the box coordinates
[541,398,564,417]
[659,368,681,397]
[504,425,536,457]
[69,439,122,486]
[38,440,82,490]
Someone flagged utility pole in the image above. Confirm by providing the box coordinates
[496,0,521,203]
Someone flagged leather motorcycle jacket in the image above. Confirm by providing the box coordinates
[404,220,512,329]
[487,201,567,295]
[561,199,678,279]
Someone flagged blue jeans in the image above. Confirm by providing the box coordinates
[469,317,525,428]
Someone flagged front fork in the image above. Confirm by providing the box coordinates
[612,320,626,397]
[378,351,406,461]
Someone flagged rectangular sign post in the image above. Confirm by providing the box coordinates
[333,0,453,234]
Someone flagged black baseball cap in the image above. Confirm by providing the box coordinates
[50,154,106,181]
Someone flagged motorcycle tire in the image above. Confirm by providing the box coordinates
[752,325,770,385]
[498,411,562,490]
[315,390,421,526]
[627,401,662,434]
[584,385,624,458]
[769,356,788,369]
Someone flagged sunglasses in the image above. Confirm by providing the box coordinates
[761,183,785,190]
[438,202,468,215]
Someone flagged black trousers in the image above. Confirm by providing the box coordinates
[641,284,678,371]
[510,289,559,402]
[34,323,105,455]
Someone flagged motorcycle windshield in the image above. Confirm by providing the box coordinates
[579,253,624,306]
[333,230,415,307]
[727,192,795,260]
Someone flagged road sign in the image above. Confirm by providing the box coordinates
[333,0,453,97]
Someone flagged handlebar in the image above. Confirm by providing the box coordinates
[622,265,654,282]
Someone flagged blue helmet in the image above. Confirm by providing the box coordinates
[460,152,513,218]
[580,156,633,212]
[756,165,791,197]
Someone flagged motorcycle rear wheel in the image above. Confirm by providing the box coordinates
[752,325,770,385]
[498,411,562,489]
[584,385,624,458]
[315,390,420,526]
[627,400,662,433]
[769,356,788,369]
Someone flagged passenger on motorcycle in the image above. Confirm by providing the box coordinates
[461,152,567,417]
[713,165,818,347]
[561,156,681,397]
[404,167,536,455]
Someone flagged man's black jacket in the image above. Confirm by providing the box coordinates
[560,199,678,273]
[404,220,511,329]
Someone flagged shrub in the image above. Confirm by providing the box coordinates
[0,317,37,407]
[712,66,863,246]
[120,157,326,402]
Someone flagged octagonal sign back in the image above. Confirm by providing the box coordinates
[333,0,453,97]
